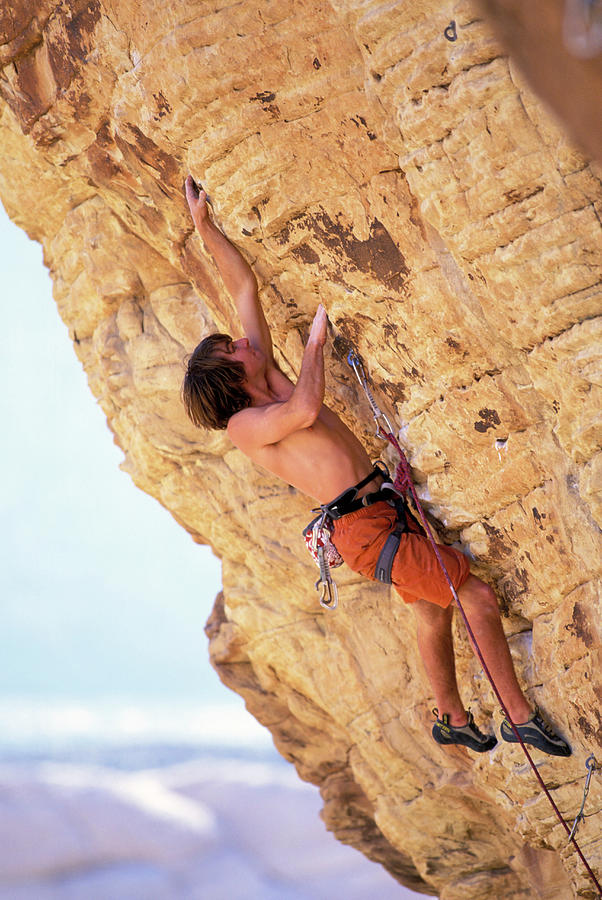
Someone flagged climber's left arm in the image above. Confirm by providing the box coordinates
[185,175,273,363]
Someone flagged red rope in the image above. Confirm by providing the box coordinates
[383,430,601,897]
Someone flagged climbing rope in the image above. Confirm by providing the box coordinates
[346,348,602,897]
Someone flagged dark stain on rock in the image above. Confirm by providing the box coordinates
[87,120,122,181]
[514,568,529,592]
[382,321,408,355]
[75,89,92,118]
[292,242,320,265]
[46,0,101,94]
[565,602,595,648]
[577,715,593,739]
[532,506,547,530]
[576,709,602,745]
[446,337,467,359]
[502,568,529,608]
[335,314,371,343]
[407,193,426,241]
[277,211,408,289]
[310,211,408,289]
[250,90,280,117]
[2,49,28,115]
[116,124,179,183]
[251,90,276,103]
[67,0,101,61]
[483,522,513,559]
[474,407,501,433]
[380,378,407,406]
[351,114,377,141]
[504,185,544,205]
[276,212,304,246]
[153,91,172,120]
[332,331,358,365]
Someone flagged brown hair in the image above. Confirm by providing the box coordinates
[182,333,251,430]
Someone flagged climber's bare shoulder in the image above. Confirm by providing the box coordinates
[225,362,295,454]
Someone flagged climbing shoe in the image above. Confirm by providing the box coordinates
[432,709,497,752]
[500,708,571,757]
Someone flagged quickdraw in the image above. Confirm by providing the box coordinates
[303,510,342,609]
[569,754,598,842]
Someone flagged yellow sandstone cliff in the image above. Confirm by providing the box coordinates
[1,1,600,897]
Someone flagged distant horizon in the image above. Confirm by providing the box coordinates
[0,694,273,754]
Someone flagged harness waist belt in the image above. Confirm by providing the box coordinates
[324,486,400,519]
[321,464,391,519]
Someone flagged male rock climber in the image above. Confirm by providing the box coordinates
[182,175,571,757]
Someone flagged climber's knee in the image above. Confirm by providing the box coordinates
[457,575,500,622]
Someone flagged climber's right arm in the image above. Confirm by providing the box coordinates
[227,306,327,450]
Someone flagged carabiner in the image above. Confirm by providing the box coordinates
[347,350,393,438]
[347,349,366,388]
[317,576,338,610]
[568,754,597,842]
[374,412,395,440]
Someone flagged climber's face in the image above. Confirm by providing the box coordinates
[213,336,264,380]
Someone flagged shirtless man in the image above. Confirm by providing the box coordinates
[182,175,570,757]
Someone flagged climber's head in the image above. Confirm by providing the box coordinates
[182,333,252,430]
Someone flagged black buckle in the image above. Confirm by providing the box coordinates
[323,487,358,519]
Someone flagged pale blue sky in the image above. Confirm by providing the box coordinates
[0,203,230,703]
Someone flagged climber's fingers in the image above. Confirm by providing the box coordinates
[185,175,210,224]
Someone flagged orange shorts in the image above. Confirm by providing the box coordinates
[332,501,471,608]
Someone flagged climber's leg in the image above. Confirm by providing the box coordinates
[413,599,466,724]
[455,575,531,724]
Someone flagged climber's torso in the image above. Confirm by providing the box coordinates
[227,362,379,504]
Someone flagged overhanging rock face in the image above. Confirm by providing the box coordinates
[1,2,600,896]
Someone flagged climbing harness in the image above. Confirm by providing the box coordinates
[303,463,408,607]
[345,346,602,897]
[317,463,393,518]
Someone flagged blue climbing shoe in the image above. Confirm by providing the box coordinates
[432,709,497,752]
[500,708,571,757]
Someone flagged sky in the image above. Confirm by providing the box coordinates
[0,202,230,704]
